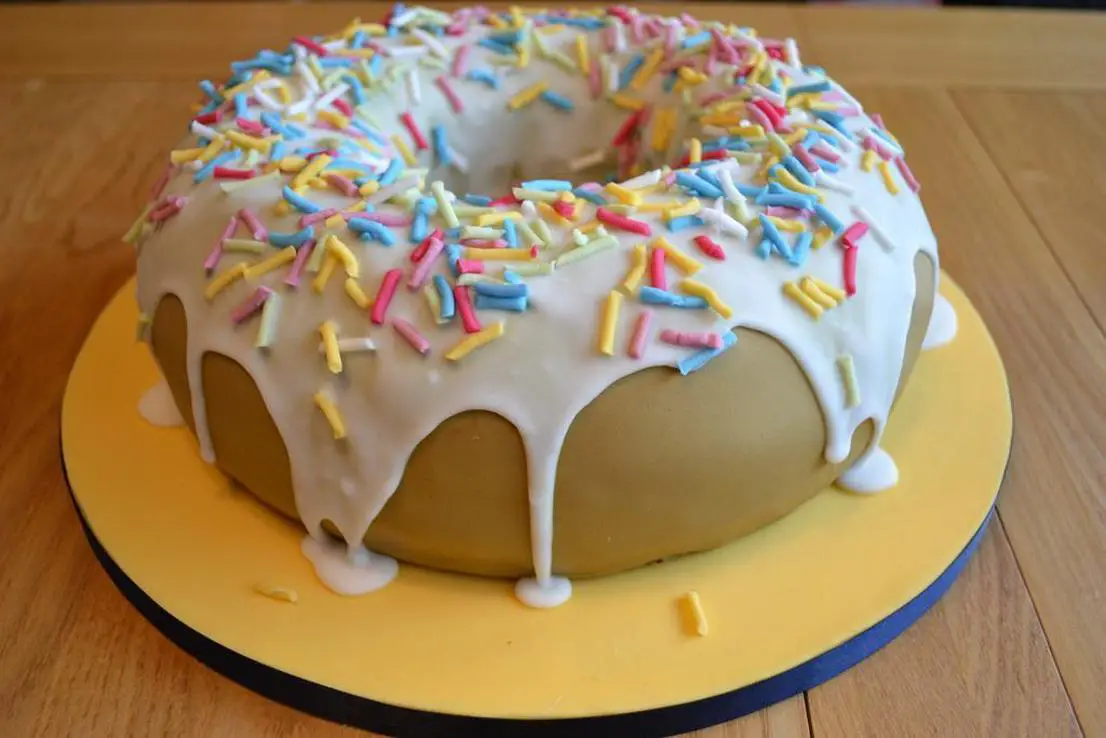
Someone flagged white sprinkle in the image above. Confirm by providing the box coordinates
[752,84,785,107]
[368,175,422,205]
[286,97,314,117]
[620,168,662,190]
[388,45,429,60]
[410,27,450,59]
[613,21,627,53]
[569,149,607,172]
[699,200,749,239]
[190,121,220,139]
[318,337,377,354]
[314,83,349,111]
[295,61,321,95]
[251,86,285,112]
[815,170,855,195]
[605,57,620,97]
[785,38,801,68]
[390,8,420,27]
[521,200,538,218]
[851,204,895,251]
[702,124,729,138]
[405,68,422,106]
[717,169,752,222]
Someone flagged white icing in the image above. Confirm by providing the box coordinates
[515,575,573,609]
[301,534,399,596]
[835,446,899,494]
[923,293,957,350]
[138,378,184,427]
[132,8,941,607]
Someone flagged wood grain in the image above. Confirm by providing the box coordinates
[0,4,1103,738]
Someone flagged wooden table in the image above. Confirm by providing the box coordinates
[1,3,1103,735]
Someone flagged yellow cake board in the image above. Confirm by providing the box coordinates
[62,274,1010,721]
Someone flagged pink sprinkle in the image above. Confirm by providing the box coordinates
[840,222,869,248]
[204,216,239,273]
[435,76,464,114]
[411,229,443,262]
[293,35,329,57]
[698,90,730,108]
[764,206,811,219]
[822,91,847,104]
[325,173,359,197]
[680,12,700,28]
[407,237,444,289]
[284,239,315,288]
[347,212,411,227]
[452,44,471,78]
[751,99,784,129]
[230,287,272,325]
[238,208,268,241]
[150,163,174,200]
[445,22,467,36]
[237,119,265,135]
[693,235,725,261]
[705,44,718,76]
[792,143,821,173]
[660,329,723,350]
[461,238,507,248]
[370,269,402,325]
[148,196,186,223]
[456,258,485,274]
[588,60,603,99]
[604,23,619,54]
[895,156,921,193]
[630,13,645,43]
[608,6,634,23]
[664,23,679,58]
[399,112,429,151]
[871,112,888,130]
[597,207,651,236]
[746,103,775,133]
[300,208,339,228]
[835,105,861,118]
[863,134,894,161]
[627,310,653,359]
[454,285,482,333]
[810,141,842,163]
[552,200,575,219]
[645,18,664,39]
[393,319,430,355]
[333,98,353,117]
[650,247,667,290]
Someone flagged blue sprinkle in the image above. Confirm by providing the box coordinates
[541,90,575,111]
[814,157,840,173]
[813,204,845,235]
[260,112,296,140]
[677,332,737,375]
[782,155,816,186]
[349,119,385,146]
[468,68,500,89]
[802,130,821,150]
[758,214,789,252]
[199,80,224,104]
[696,168,724,191]
[378,159,403,186]
[328,158,375,173]
[803,65,826,76]
[343,74,367,106]
[269,141,286,162]
[757,192,816,210]
[755,238,772,259]
[503,270,522,284]
[572,187,608,206]
[193,152,237,183]
[521,179,573,192]
[350,30,366,48]
[462,194,492,206]
[812,109,851,137]
[503,219,518,248]
[369,55,384,79]
[444,228,462,241]
[675,172,724,199]
[487,30,522,45]
[233,94,248,118]
[787,80,832,97]
[474,294,528,312]
[349,220,396,246]
[619,55,644,90]
[431,124,452,167]
[415,197,437,216]
[768,77,783,94]
[479,38,515,55]
[790,232,813,267]
[434,275,455,320]
[196,137,211,148]
[639,287,709,310]
[667,215,706,233]
[680,31,712,50]
[198,100,220,116]
[282,186,322,214]
[269,226,315,248]
[737,184,766,198]
[474,282,528,299]
[445,244,463,276]
[318,57,354,69]
[410,211,429,242]
[559,17,605,29]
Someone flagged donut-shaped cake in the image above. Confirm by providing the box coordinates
[127,4,957,607]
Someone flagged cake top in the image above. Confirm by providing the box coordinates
[129,4,939,607]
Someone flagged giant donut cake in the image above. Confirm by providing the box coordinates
[126,4,958,608]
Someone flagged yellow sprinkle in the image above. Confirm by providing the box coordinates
[391,135,417,167]
[312,252,338,294]
[317,109,351,130]
[575,35,590,75]
[314,391,347,440]
[204,264,248,301]
[837,355,861,408]
[243,247,297,280]
[621,243,648,293]
[292,154,332,190]
[783,282,824,319]
[605,182,643,207]
[325,213,346,229]
[359,180,381,197]
[681,591,709,637]
[222,70,270,99]
[677,66,707,86]
[223,238,267,254]
[422,283,446,324]
[577,219,602,234]
[680,279,733,319]
[463,247,535,261]
[610,92,646,111]
[812,226,834,250]
[122,203,155,245]
[664,199,702,221]
[810,276,846,304]
[766,132,791,158]
[326,234,359,278]
[169,147,204,164]
[254,585,298,604]
[630,48,664,91]
[637,200,683,213]
[688,138,702,164]
[516,44,531,68]
[729,124,766,139]
[800,277,837,309]
[783,128,807,147]
[278,156,307,173]
[757,154,779,182]
[226,130,270,154]
[765,215,807,234]
[598,290,623,356]
[653,237,703,275]
[344,278,371,310]
[861,149,878,173]
[476,211,523,227]
[508,82,548,111]
[537,201,574,227]
[652,106,675,152]
[878,160,900,195]
[319,321,342,374]
[774,168,824,201]
[445,321,506,361]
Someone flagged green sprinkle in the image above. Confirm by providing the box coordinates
[255,292,283,349]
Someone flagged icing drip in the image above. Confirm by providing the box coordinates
[515,575,573,609]
[836,446,899,494]
[301,535,398,595]
[138,378,184,427]
[923,293,958,350]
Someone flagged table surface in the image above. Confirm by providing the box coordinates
[1,3,1103,736]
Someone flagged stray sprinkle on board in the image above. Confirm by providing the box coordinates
[681,591,709,636]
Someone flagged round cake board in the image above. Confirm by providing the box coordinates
[62,274,1011,737]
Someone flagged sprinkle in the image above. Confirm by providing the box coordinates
[370,269,402,324]
[812,204,845,235]
[639,287,708,310]
[622,243,648,293]
[575,34,590,74]
[650,246,667,290]
[204,263,248,301]
[269,226,314,248]
[314,391,346,440]
[319,321,343,374]
[463,247,536,261]
[254,291,283,349]
[680,591,709,636]
[408,235,445,290]
[510,261,555,276]
[468,68,500,89]
[399,112,429,151]
[680,279,733,319]
[454,285,481,332]
[837,354,861,408]
[312,253,338,294]
[433,275,455,319]
[783,282,824,319]
[861,149,878,173]
[452,44,472,77]
[284,239,315,288]
[627,310,653,359]
[556,236,618,267]
[605,182,642,206]
[243,246,297,280]
[660,329,723,350]
[675,171,723,199]
[814,170,854,194]
[598,290,623,356]
[508,82,548,110]
[282,185,322,214]
[653,236,703,275]
[393,318,430,355]
[254,584,298,604]
[850,205,894,251]
[230,286,272,325]
[693,234,725,260]
[521,179,573,192]
[676,331,736,375]
[596,207,651,236]
[895,156,921,193]
[391,135,417,166]
[345,277,371,309]
[435,76,465,113]
[878,160,900,195]
[445,321,504,361]
[843,244,858,297]
[473,281,528,299]
[474,294,527,312]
